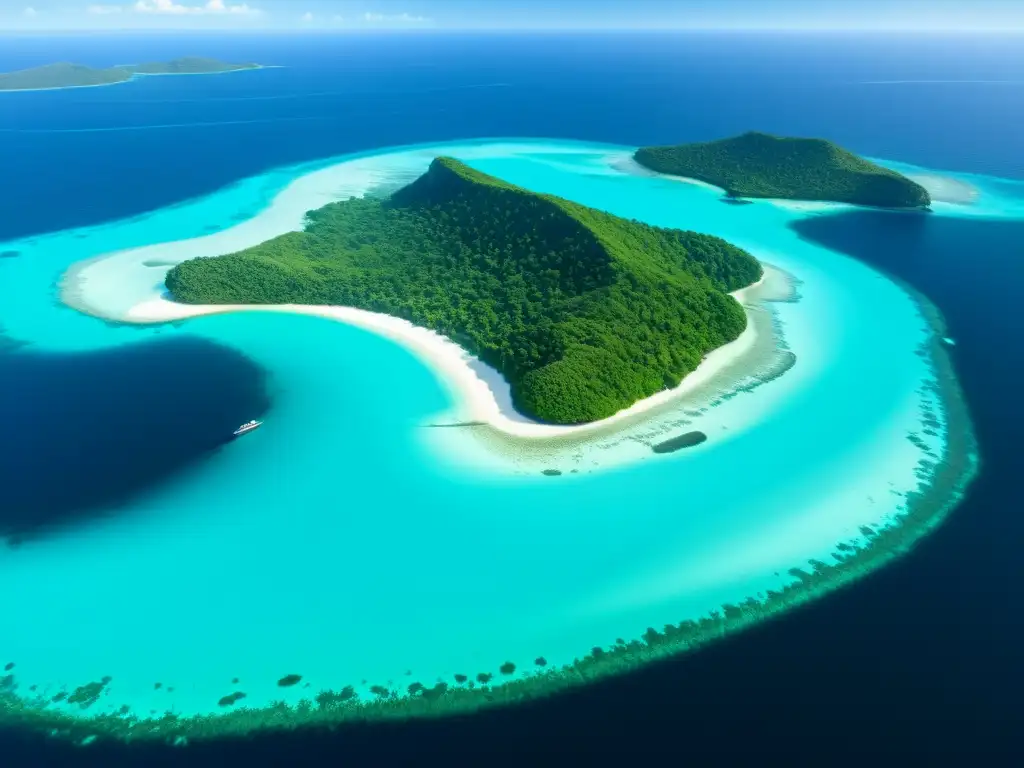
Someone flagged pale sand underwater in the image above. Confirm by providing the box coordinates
[60,141,797,470]
[907,173,981,204]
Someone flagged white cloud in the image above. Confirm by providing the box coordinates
[134,0,192,12]
[332,15,344,23]
[207,0,259,13]
[133,0,260,15]
[22,6,38,16]
[362,12,429,24]
[300,11,313,22]
[88,4,124,13]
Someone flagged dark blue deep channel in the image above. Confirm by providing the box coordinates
[0,31,1022,765]
[0,335,270,543]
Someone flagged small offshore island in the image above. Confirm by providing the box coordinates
[0,57,262,92]
[167,157,762,424]
[634,132,932,208]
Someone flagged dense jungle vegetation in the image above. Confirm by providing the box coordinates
[635,132,931,208]
[167,157,761,424]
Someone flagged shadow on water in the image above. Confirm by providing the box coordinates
[0,333,270,544]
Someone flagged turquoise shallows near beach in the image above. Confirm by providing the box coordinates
[0,139,983,738]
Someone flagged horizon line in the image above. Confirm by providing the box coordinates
[3,27,1024,35]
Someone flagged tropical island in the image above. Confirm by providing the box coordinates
[0,58,261,92]
[166,157,762,425]
[634,132,931,209]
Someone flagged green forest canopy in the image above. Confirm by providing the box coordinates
[634,132,931,209]
[167,157,762,424]
[125,58,260,75]
[0,63,130,91]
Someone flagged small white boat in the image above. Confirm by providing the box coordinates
[233,419,262,437]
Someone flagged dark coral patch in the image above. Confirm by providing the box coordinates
[218,691,247,707]
[315,686,356,709]
[67,677,112,709]
[277,674,302,688]
[651,430,707,453]
[422,683,448,701]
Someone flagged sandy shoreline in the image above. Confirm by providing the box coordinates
[111,264,782,440]
[57,141,800,462]
[608,154,725,193]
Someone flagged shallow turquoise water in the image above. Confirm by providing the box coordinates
[0,140,977,722]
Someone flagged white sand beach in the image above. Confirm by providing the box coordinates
[607,154,726,193]
[122,268,774,440]
[59,142,797,465]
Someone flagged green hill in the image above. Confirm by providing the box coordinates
[125,58,260,75]
[166,157,762,424]
[634,132,930,209]
[0,63,130,91]
[0,59,259,92]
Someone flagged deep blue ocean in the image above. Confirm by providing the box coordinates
[1,32,1022,765]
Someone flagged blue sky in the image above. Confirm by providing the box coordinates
[4,0,1024,32]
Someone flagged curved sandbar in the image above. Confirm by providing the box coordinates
[60,145,798,472]
[61,264,794,472]
[111,266,779,431]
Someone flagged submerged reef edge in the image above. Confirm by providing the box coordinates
[0,288,978,747]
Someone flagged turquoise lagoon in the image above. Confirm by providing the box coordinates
[0,139,981,739]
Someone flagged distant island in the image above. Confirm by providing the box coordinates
[166,157,762,425]
[0,57,262,92]
[634,132,931,209]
